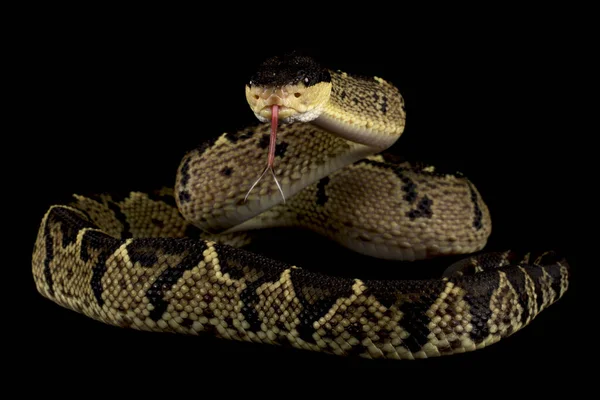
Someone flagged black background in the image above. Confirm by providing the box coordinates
[16,12,578,382]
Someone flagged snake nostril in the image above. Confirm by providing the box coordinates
[294,92,302,98]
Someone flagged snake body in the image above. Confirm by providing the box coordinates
[32,54,569,360]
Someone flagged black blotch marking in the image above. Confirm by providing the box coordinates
[340,90,347,100]
[241,273,287,331]
[107,202,131,238]
[214,243,252,281]
[534,258,564,303]
[373,92,379,103]
[523,266,546,313]
[401,176,418,204]
[258,135,288,158]
[42,226,56,297]
[290,268,354,344]
[127,238,178,268]
[504,268,531,325]
[316,177,330,206]
[249,53,331,88]
[406,196,433,220]
[178,190,191,204]
[151,218,165,228]
[362,282,398,309]
[258,134,270,150]
[220,166,233,176]
[147,239,208,321]
[199,293,215,321]
[181,318,194,328]
[276,320,287,332]
[459,270,500,344]
[343,336,370,358]
[367,279,447,353]
[548,266,563,301]
[468,183,484,230]
[381,94,388,114]
[80,230,122,307]
[179,155,192,188]
[345,320,363,337]
[534,252,563,270]
[354,158,417,203]
[227,130,254,144]
[58,214,83,248]
[352,97,360,105]
[43,207,97,297]
[214,243,292,332]
[396,291,444,352]
[275,141,288,158]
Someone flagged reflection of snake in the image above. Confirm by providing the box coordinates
[32,54,569,360]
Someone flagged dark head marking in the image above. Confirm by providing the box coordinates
[220,166,234,176]
[248,53,331,88]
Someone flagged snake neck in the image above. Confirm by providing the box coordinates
[314,70,407,151]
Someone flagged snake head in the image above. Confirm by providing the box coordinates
[245,53,332,123]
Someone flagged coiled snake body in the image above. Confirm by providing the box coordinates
[32,54,569,360]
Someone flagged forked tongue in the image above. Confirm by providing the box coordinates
[243,104,286,203]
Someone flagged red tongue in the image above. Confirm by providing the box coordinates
[268,104,279,167]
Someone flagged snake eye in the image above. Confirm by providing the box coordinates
[294,92,302,98]
[254,95,260,100]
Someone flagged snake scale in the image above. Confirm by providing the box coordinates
[32,53,569,360]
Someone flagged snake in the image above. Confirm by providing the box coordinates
[32,53,569,360]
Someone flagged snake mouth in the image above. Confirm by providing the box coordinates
[246,82,331,124]
[258,105,297,122]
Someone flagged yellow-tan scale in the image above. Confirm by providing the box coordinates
[32,198,569,360]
